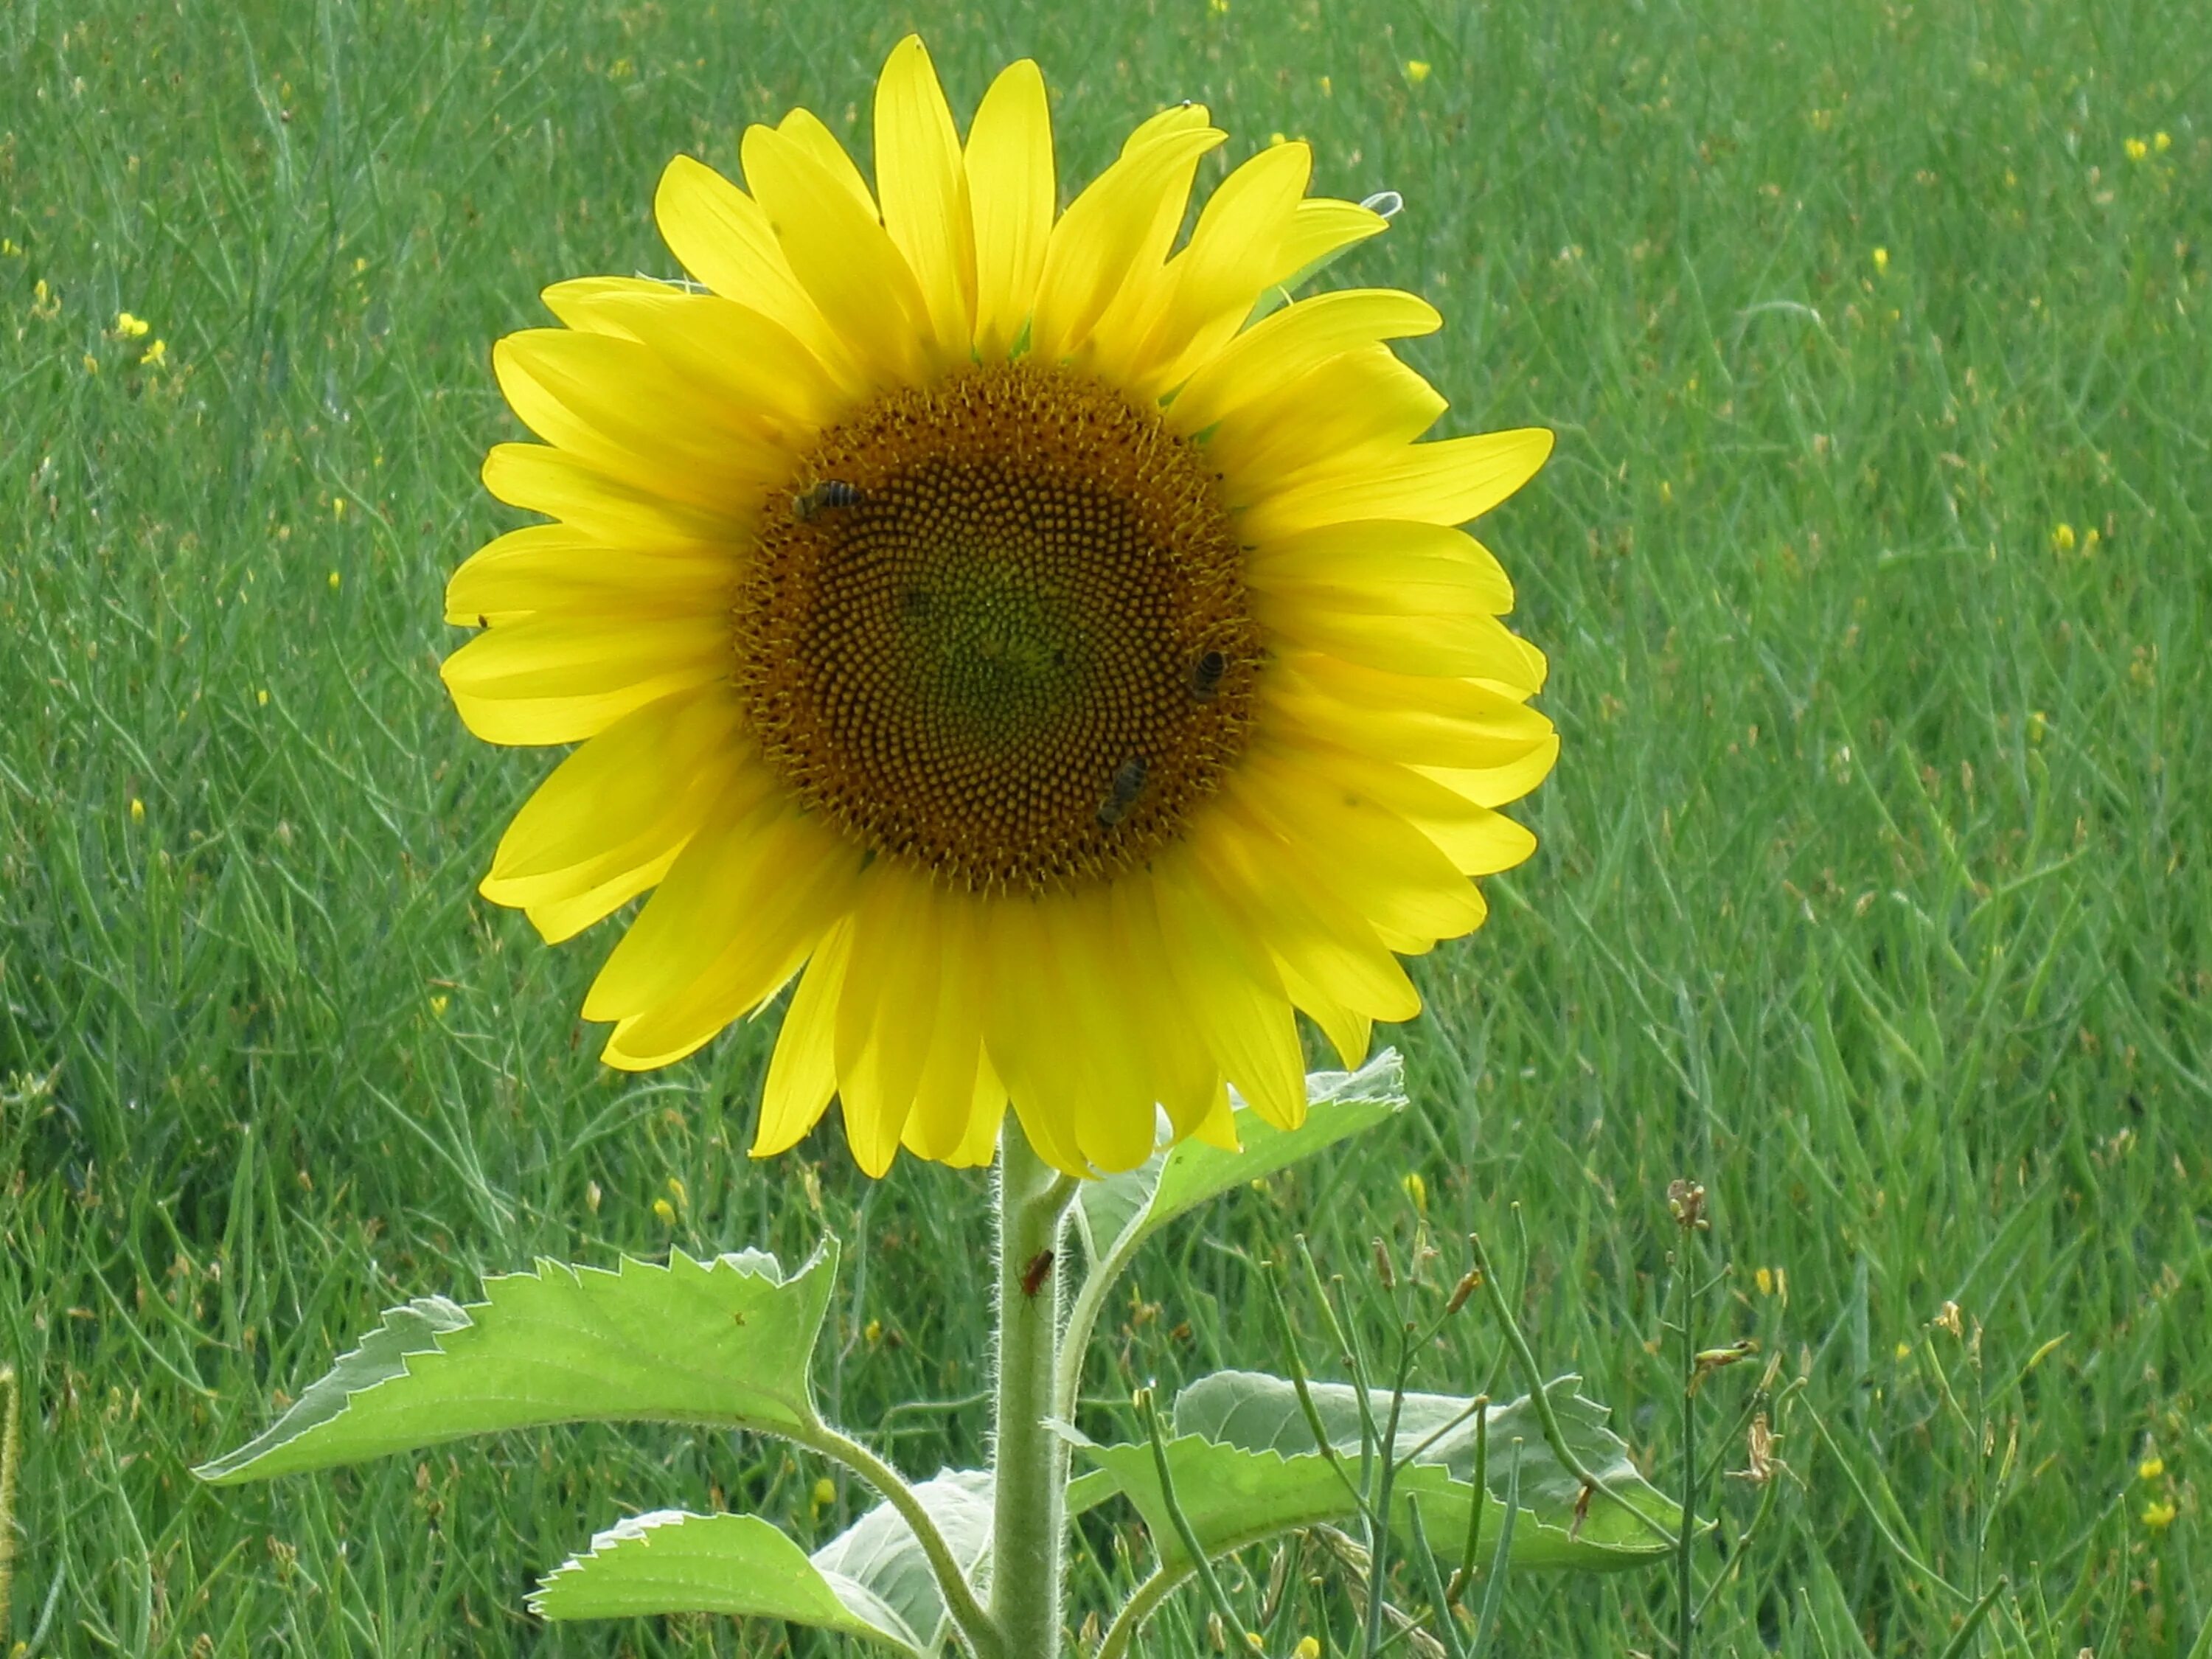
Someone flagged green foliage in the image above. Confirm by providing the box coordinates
[198,1246,835,1482]
[532,1470,992,1653]
[1073,1052,1408,1270]
[1072,1370,1676,1574]
[4,0,2211,1652]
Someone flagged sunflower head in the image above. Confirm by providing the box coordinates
[443,37,1557,1179]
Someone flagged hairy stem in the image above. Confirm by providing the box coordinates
[992,1118,1077,1659]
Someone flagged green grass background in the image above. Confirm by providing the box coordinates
[4,0,2209,1652]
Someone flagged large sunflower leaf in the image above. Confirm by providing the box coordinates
[529,1511,919,1651]
[1067,1368,1677,1575]
[198,1243,838,1483]
[1074,1052,1407,1267]
[530,1470,992,1651]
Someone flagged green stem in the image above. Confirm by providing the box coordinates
[800,1420,1001,1658]
[992,1117,1077,1659]
[0,1364,18,1635]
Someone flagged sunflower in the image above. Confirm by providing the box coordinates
[442,38,1557,1178]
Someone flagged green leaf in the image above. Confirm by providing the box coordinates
[529,1511,920,1652]
[198,1242,838,1483]
[810,1470,994,1652]
[530,1471,993,1655]
[1074,1052,1408,1267]
[1067,1368,1677,1576]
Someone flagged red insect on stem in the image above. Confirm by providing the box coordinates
[1020,1249,1054,1299]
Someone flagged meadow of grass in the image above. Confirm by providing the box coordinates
[4,0,2210,1652]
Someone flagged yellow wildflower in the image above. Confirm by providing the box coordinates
[1402,1171,1427,1214]
[129,797,146,824]
[116,310,150,337]
[2143,1498,2177,1531]
[1755,1267,1773,1296]
[2154,131,2172,153]
[812,1477,838,1508]
[333,495,347,519]
[2125,137,2149,162]
[666,1175,687,1208]
[1871,246,1889,274]
[2051,522,2076,552]
[142,338,167,366]
[1405,60,1432,83]
[1294,1641,1321,1659]
[2140,1455,2165,1481]
[328,570,342,590]
[83,354,100,375]
[652,1196,677,1224]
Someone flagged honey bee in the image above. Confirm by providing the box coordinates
[1096,756,1149,828]
[1190,648,1227,701]
[793,479,865,522]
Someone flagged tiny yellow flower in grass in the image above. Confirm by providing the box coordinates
[1318,74,1332,97]
[116,310,150,337]
[652,1195,677,1223]
[1402,1171,1427,1214]
[1659,479,1674,504]
[83,353,100,375]
[2051,521,2076,552]
[812,1477,838,1509]
[430,993,450,1016]
[1871,246,1889,274]
[665,1175,687,1209]
[142,338,166,366]
[2140,1455,2166,1481]
[328,570,342,590]
[2125,137,2149,162]
[1894,1340,1913,1360]
[2155,131,2172,153]
[256,688,270,706]
[1405,60,1432,83]
[130,797,146,824]
[2027,710,2048,746]
[445,36,1557,1178]
[1270,131,1287,147]
[2143,1498,2177,1531]
[1208,0,1228,12]
[1755,1266,1773,1295]
[333,496,347,520]
[863,1317,883,1346]
[1294,1641,1321,1659]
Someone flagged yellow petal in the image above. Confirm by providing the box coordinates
[1168,288,1439,437]
[1417,735,1562,811]
[481,442,754,547]
[1152,857,1305,1132]
[965,59,1054,358]
[1256,600,1546,685]
[754,917,853,1158]
[493,330,788,512]
[1240,428,1554,539]
[525,843,683,945]
[1192,804,1420,1025]
[584,789,852,1024]
[1116,141,1313,395]
[1245,518,1513,615]
[1030,122,1225,364]
[903,895,994,1164]
[1107,876,1225,1144]
[445,524,731,626]
[874,36,974,359]
[537,282,848,437]
[440,613,729,745]
[741,122,936,388]
[776,106,877,215]
[1230,741,1488,942]
[1248,195,1390,310]
[1211,347,1444,494]
[652,155,856,386]
[1299,741,1540,877]
[1262,653,1554,771]
[481,686,742,905]
[832,875,936,1176]
[981,900,1099,1177]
